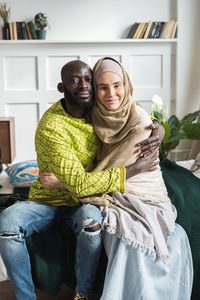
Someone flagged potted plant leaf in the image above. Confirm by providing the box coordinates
[151,94,200,161]
[34,12,49,40]
[0,2,11,39]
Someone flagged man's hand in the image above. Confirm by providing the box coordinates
[126,149,159,179]
[39,172,65,190]
[137,121,165,157]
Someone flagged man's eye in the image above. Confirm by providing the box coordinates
[72,78,79,83]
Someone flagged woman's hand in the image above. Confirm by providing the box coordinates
[137,121,165,157]
[125,149,159,179]
[39,172,65,190]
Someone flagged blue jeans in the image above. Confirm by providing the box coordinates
[0,200,102,300]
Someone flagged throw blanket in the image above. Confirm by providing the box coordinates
[101,192,176,259]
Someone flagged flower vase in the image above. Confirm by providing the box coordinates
[36,30,46,40]
[2,23,10,40]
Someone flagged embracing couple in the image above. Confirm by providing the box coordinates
[0,57,193,300]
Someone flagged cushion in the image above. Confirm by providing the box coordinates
[5,160,39,187]
[190,152,200,177]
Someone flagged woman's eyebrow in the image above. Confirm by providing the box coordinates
[98,81,122,86]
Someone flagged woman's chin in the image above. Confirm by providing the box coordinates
[105,103,120,111]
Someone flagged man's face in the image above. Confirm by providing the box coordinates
[62,64,94,108]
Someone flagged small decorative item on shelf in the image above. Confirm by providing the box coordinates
[0,2,11,40]
[34,12,49,40]
[151,94,200,161]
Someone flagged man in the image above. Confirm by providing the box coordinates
[0,60,163,300]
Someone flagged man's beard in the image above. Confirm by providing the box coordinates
[64,88,94,109]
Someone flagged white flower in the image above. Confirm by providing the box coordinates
[152,94,163,112]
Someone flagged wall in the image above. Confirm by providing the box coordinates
[0,0,176,40]
[0,41,175,162]
[175,0,200,158]
[0,0,199,161]
[177,0,200,117]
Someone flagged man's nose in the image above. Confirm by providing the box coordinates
[79,78,88,88]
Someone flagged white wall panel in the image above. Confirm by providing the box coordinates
[3,57,38,91]
[5,103,39,162]
[129,55,162,88]
[46,56,79,90]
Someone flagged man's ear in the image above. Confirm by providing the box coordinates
[57,82,64,93]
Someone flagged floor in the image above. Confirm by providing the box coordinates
[0,280,75,300]
[0,280,97,300]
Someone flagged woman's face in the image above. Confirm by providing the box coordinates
[97,72,125,111]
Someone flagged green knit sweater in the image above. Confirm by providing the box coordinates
[29,100,125,206]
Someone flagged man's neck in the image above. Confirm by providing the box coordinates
[61,98,89,119]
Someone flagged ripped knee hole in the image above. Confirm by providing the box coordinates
[0,233,20,237]
[83,219,101,232]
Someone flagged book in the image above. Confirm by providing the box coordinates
[25,22,32,39]
[170,20,178,38]
[16,22,22,39]
[165,20,175,39]
[9,22,13,40]
[27,21,37,39]
[126,23,138,38]
[151,22,159,38]
[156,22,165,38]
[139,22,148,39]
[160,22,169,38]
[136,22,146,39]
[21,22,26,39]
[143,21,153,39]
[12,22,17,40]
[133,23,142,39]
[147,22,157,38]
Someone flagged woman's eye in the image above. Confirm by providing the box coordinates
[86,77,92,82]
[99,86,107,91]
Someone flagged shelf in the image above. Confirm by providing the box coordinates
[0,39,178,44]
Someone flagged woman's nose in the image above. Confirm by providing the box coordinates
[108,86,115,97]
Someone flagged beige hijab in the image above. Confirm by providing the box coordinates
[90,57,138,171]
[82,57,143,205]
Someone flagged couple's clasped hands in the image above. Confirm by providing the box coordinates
[40,121,164,189]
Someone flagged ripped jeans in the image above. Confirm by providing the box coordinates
[0,200,102,300]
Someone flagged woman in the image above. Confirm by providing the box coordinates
[41,57,193,299]
[80,57,193,300]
